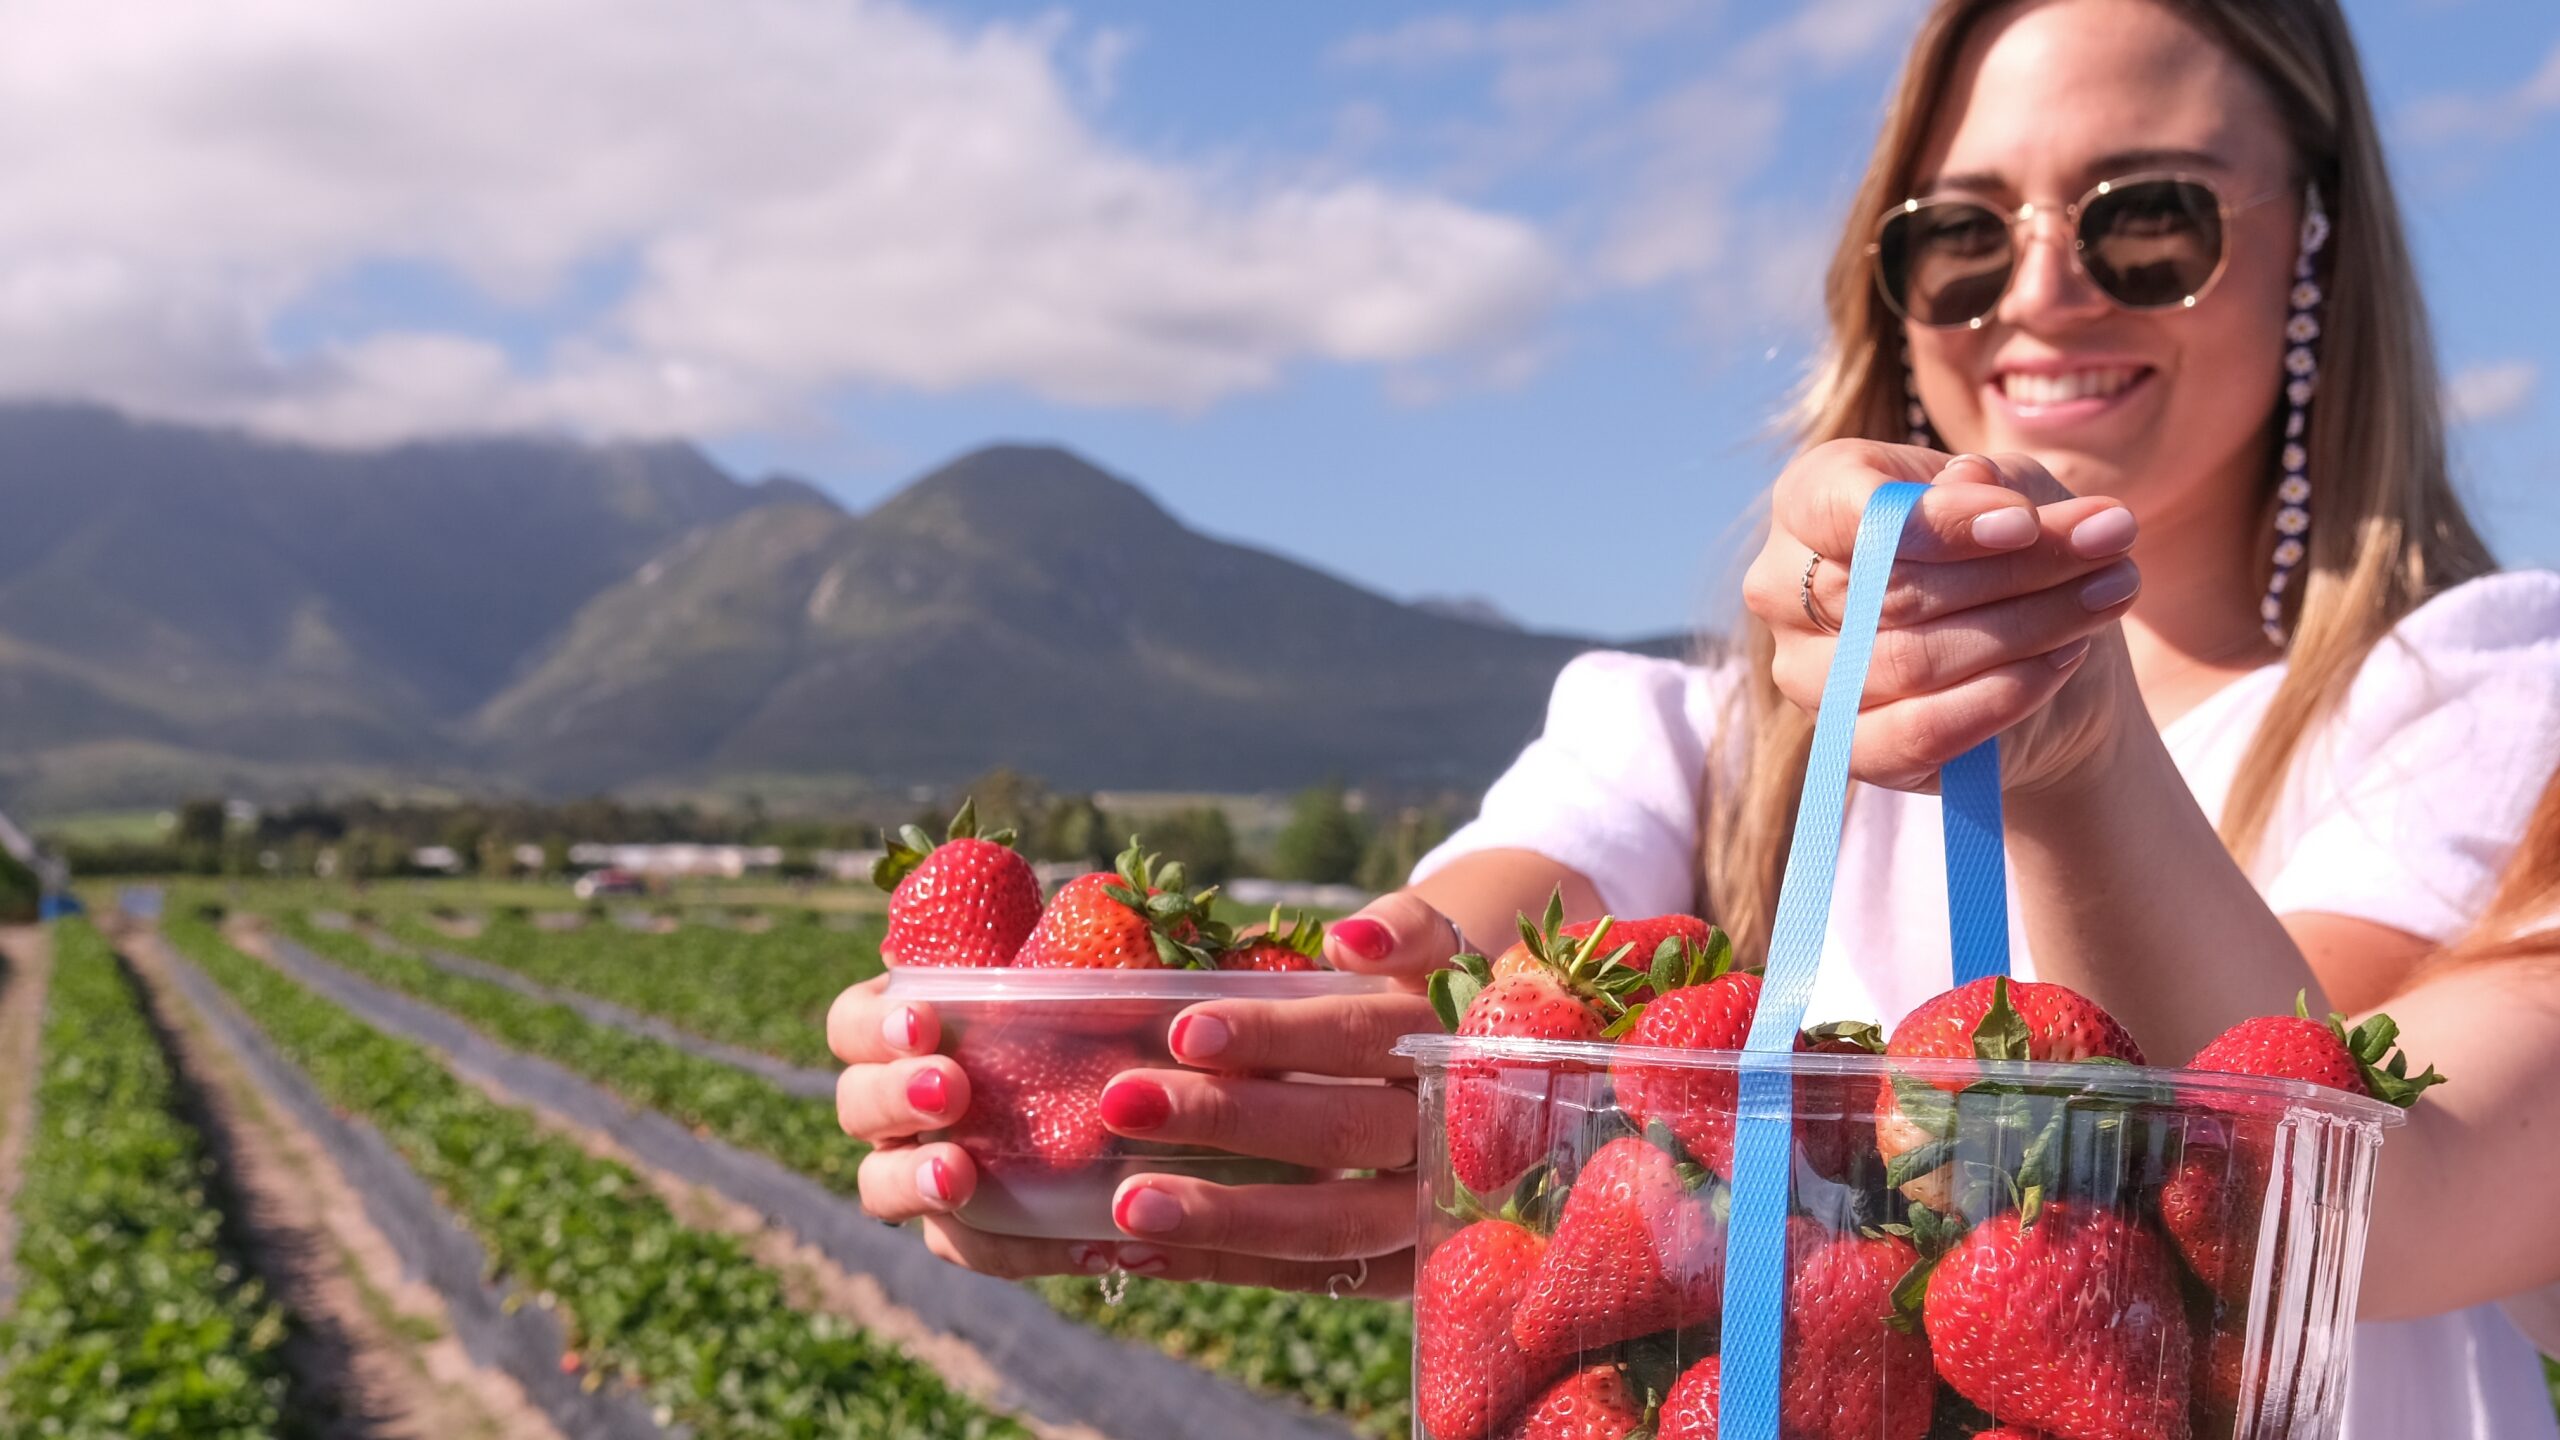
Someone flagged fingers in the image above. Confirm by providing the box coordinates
[917,1216,1113,1280]
[1099,1069,1417,1170]
[857,1140,978,1223]
[1166,989,1443,1079]
[1108,1243,1417,1297]
[828,976,939,1065]
[1322,891,1466,977]
[1770,559,2139,708]
[1849,644,2099,789]
[836,1052,973,1143]
[1109,1173,1417,1263]
[1772,443,2045,565]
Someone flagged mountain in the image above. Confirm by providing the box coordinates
[0,409,1678,807]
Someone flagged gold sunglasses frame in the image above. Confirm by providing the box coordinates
[1867,170,2293,329]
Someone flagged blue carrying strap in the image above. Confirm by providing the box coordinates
[1715,481,2012,1440]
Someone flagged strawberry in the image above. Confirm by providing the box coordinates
[1417,1218,1569,1440]
[1611,937,1880,1184]
[2186,994,2443,1106]
[2191,1300,2247,1436]
[1015,840,1226,969]
[1493,1364,1651,1440]
[872,799,1042,967]
[1876,978,2144,1210]
[1218,906,1325,972]
[945,1025,1133,1172]
[1644,1222,1931,1440]
[1657,1357,1720,1440]
[1512,1135,1725,1357]
[2155,1124,2271,1302]
[1495,913,1722,1002]
[1430,894,1647,1193]
[1923,1200,2192,1440]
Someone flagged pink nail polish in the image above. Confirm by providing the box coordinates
[916,1157,951,1205]
[906,1067,948,1117]
[1068,1244,1112,1274]
[2050,638,2093,669]
[1114,1185,1182,1236]
[1100,1079,1170,1133]
[1171,1012,1230,1062]
[1330,917,1392,962]
[882,1006,919,1051]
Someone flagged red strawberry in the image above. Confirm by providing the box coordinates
[1642,1223,1931,1440]
[2186,995,2443,1106]
[1493,1364,1651,1440]
[1658,1356,1719,1440]
[1496,914,1722,1001]
[1613,960,1880,1182]
[946,1026,1134,1172]
[2191,1300,2247,1436]
[1015,840,1225,969]
[1877,978,2144,1209]
[1511,1136,1724,1357]
[1431,895,1649,1193]
[1417,1219,1569,1440]
[872,799,1041,967]
[1923,1200,2192,1440]
[2155,1124,2271,1302]
[1218,906,1325,972]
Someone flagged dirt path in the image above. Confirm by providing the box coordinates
[120,926,565,1440]
[227,919,1356,1440]
[0,925,52,1312]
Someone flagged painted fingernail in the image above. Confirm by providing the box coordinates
[882,1006,920,1051]
[916,1157,952,1206]
[906,1067,948,1118]
[1100,1079,1171,1133]
[2069,506,2138,557]
[1971,507,2038,550]
[1068,1243,1113,1275]
[2050,638,2094,669]
[1114,1186,1183,1236]
[1114,1244,1172,1276]
[1170,1012,1230,1062]
[1330,917,1393,962]
[2078,564,2140,612]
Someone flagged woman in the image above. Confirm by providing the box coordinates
[832,0,2560,1432]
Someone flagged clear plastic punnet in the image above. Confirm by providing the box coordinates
[1395,484,2407,1440]
[880,966,1399,1240]
[1396,1034,2400,1440]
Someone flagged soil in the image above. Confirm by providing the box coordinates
[0,925,54,1311]
[119,926,564,1440]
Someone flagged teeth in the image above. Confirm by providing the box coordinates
[2000,368,2136,406]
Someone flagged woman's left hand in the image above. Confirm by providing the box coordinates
[1743,441,2145,793]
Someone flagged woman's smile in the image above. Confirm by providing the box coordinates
[1983,355,2160,435]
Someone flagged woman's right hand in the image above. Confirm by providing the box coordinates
[825,891,1465,1291]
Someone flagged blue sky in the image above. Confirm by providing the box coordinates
[13,0,2556,638]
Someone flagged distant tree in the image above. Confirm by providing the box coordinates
[174,796,227,849]
[1036,795,1117,870]
[540,835,571,879]
[961,768,1051,843]
[1357,805,1456,894]
[1145,806,1238,887]
[1272,782,1368,885]
[477,834,516,881]
[0,849,36,925]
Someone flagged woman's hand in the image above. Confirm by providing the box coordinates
[1742,440,2144,794]
[825,891,1457,1296]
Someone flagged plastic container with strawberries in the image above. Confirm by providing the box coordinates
[1395,486,2420,1440]
[870,810,1395,1241]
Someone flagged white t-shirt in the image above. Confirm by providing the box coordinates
[1417,570,2560,1440]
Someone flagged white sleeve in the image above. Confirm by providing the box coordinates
[2262,572,2560,943]
[1411,650,1738,919]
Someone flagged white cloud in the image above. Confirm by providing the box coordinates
[2405,36,2560,144]
[0,0,1560,445]
[2446,360,2539,426]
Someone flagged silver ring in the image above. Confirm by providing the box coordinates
[1442,910,1468,956]
[1798,552,1840,636]
[1326,1256,1370,1300]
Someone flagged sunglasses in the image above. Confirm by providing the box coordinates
[1869,171,2290,329]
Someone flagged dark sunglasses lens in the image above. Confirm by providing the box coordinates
[2080,178,2224,308]
[1879,200,2014,325]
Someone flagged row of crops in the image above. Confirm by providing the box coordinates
[303,910,1416,1433]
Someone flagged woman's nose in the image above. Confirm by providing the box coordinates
[1997,211,2110,329]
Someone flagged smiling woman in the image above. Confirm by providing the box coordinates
[830,3,2560,1436]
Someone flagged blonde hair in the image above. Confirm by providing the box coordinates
[1702,0,2495,964]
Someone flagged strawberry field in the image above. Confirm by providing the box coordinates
[3,892,2555,1436]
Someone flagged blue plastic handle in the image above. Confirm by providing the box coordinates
[1716,481,2011,1440]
